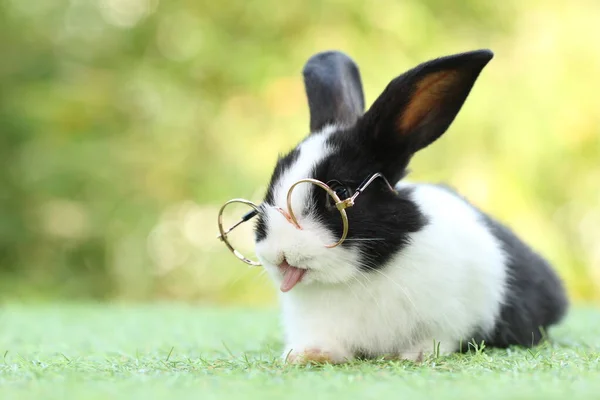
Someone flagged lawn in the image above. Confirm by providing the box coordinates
[0,303,599,400]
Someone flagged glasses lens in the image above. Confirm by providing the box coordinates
[288,180,346,247]
[219,200,260,265]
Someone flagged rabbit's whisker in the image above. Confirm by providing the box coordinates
[352,270,386,317]
[343,238,387,242]
[357,257,423,322]
[370,268,420,318]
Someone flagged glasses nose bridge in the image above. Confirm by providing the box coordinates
[274,206,302,230]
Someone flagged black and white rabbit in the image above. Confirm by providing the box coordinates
[253,49,569,364]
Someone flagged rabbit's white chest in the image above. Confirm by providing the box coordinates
[280,277,426,356]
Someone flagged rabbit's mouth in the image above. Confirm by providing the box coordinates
[278,259,307,292]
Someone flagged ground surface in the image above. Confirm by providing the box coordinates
[0,303,599,400]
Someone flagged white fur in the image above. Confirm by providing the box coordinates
[256,151,508,362]
[257,125,364,285]
[273,125,336,213]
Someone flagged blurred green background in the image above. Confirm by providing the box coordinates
[1,0,598,306]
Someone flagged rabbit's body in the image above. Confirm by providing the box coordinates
[277,179,508,362]
[249,50,568,364]
[272,174,568,362]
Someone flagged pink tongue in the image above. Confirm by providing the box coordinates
[279,261,307,292]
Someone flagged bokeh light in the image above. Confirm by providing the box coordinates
[1,0,598,305]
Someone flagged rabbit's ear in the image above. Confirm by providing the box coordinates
[303,51,365,133]
[359,50,493,176]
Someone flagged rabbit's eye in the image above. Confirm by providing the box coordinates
[325,180,352,210]
[334,185,350,199]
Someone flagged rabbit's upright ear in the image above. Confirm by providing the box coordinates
[359,50,493,178]
[302,51,365,133]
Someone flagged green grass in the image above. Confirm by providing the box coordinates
[0,303,599,400]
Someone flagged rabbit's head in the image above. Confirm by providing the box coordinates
[255,50,493,292]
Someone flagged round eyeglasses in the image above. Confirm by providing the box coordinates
[216,172,395,266]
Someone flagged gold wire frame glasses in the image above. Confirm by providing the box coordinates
[216,172,395,266]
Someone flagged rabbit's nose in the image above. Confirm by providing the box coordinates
[274,207,302,230]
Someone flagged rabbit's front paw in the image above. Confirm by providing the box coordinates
[282,346,351,365]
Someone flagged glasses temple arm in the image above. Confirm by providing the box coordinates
[242,209,259,222]
[350,173,396,202]
[217,208,259,241]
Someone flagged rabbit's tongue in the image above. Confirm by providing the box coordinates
[279,262,307,292]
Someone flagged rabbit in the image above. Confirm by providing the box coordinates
[251,49,569,364]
